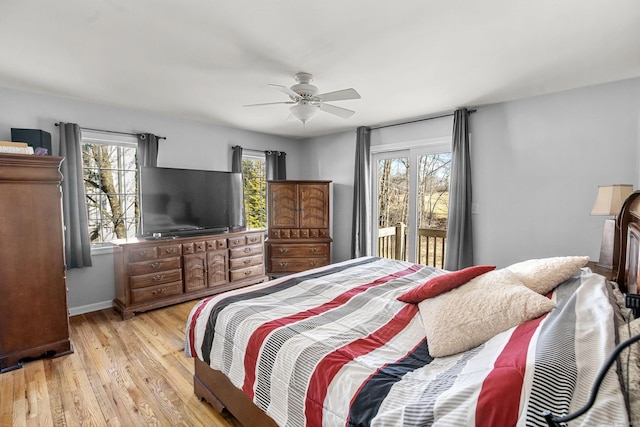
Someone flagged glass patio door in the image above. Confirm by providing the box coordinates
[372,140,451,267]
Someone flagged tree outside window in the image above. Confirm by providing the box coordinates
[241,156,267,229]
[82,136,139,243]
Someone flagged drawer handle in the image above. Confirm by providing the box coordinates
[310,247,318,253]
[244,247,252,253]
[310,261,318,267]
[243,259,251,264]
[150,262,162,269]
[152,288,166,296]
[138,251,148,257]
[249,237,258,242]
[244,270,252,275]
[165,248,176,254]
[233,239,241,244]
[279,262,288,267]
[279,248,288,254]
[152,274,164,281]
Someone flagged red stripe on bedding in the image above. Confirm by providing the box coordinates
[242,264,422,399]
[304,304,419,427]
[475,315,546,427]
[187,296,216,357]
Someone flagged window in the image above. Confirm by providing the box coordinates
[241,152,267,229]
[372,138,451,268]
[81,131,139,244]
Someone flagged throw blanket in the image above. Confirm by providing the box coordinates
[185,257,628,426]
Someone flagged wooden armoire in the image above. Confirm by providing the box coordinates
[0,154,72,372]
[266,180,332,276]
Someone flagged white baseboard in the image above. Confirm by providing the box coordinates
[69,300,113,317]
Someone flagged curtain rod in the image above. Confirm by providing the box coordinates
[232,145,286,154]
[370,109,477,130]
[54,123,166,140]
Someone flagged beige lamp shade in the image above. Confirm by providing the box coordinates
[591,184,634,216]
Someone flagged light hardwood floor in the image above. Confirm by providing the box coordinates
[0,301,242,427]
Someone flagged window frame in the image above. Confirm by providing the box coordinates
[241,150,267,230]
[81,130,139,248]
[370,137,451,262]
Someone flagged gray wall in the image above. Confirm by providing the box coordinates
[304,77,640,268]
[472,78,640,266]
[2,77,639,314]
[0,86,304,315]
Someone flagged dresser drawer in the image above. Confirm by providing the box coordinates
[131,281,183,304]
[229,243,264,259]
[270,257,329,273]
[229,264,265,282]
[157,244,182,258]
[129,246,158,262]
[128,257,181,276]
[183,241,206,254]
[270,243,329,258]
[245,232,263,245]
[129,244,183,262]
[227,236,246,248]
[229,254,263,270]
[206,238,227,250]
[130,269,183,289]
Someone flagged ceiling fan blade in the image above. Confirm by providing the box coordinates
[268,84,302,100]
[317,88,361,102]
[319,103,355,119]
[243,101,296,107]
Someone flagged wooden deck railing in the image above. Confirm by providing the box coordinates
[378,223,446,269]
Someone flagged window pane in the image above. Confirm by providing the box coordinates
[81,139,139,244]
[377,157,409,229]
[242,157,266,229]
[417,153,451,230]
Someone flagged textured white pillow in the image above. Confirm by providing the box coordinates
[506,256,589,294]
[418,268,555,358]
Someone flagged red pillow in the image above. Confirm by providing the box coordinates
[397,265,496,303]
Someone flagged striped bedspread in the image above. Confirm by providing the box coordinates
[185,257,628,426]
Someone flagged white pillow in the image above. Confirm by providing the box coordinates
[506,256,589,294]
[418,268,555,358]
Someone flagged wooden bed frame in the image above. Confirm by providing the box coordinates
[614,190,640,295]
[194,357,278,426]
[193,192,640,426]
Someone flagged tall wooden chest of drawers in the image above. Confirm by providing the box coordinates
[113,229,267,319]
[266,180,332,276]
[0,154,72,372]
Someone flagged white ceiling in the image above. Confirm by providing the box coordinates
[1,0,639,139]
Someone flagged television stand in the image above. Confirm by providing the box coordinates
[112,229,267,320]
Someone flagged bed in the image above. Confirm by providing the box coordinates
[185,199,640,426]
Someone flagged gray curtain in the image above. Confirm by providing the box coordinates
[231,145,243,173]
[137,133,159,167]
[444,108,473,270]
[265,151,286,180]
[351,126,372,258]
[59,122,92,268]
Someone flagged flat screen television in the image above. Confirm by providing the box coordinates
[139,166,245,238]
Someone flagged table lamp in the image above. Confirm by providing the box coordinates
[591,184,633,268]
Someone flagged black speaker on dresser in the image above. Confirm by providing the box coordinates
[11,128,52,155]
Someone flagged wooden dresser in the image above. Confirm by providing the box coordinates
[266,180,332,276]
[0,154,73,372]
[112,229,267,319]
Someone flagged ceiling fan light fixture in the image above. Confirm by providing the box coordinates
[289,101,318,124]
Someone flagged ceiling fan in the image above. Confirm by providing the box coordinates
[244,72,361,124]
